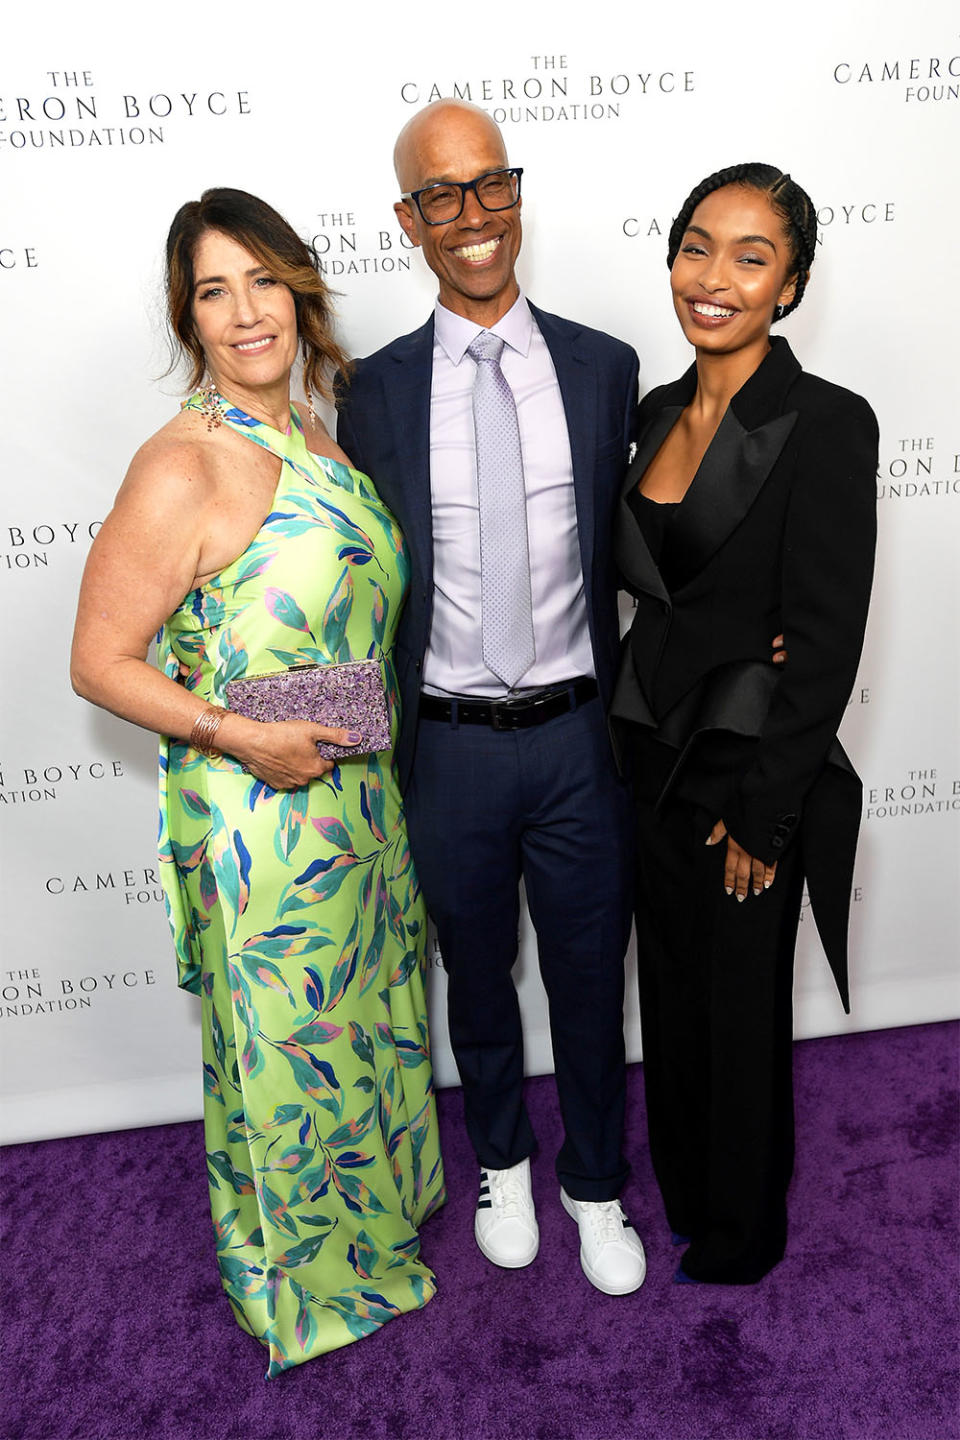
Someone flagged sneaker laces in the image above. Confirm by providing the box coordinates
[488,1168,528,1217]
[581,1199,626,1245]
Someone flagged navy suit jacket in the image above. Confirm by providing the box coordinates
[336,302,639,789]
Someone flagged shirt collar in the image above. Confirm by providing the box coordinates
[434,291,533,365]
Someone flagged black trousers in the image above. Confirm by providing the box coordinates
[405,697,633,1201]
[631,733,805,1283]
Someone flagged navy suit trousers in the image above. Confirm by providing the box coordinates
[404,696,633,1201]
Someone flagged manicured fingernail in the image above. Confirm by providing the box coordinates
[346,731,362,744]
[737,893,745,903]
[725,886,734,896]
[753,887,761,896]
[764,879,772,889]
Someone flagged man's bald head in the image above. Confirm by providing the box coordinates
[393,100,509,193]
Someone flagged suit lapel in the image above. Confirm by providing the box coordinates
[622,337,803,593]
[664,407,798,589]
[382,319,435,590]
[529,304,598,588]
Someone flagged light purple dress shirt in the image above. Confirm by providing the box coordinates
[423,294,595,698]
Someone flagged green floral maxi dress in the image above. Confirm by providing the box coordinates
[157,396,445,1377]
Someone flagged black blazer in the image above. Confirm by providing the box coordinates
[613,338,878,1007]
[337,303,639,789]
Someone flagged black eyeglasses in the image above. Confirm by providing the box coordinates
[401,168,523,226]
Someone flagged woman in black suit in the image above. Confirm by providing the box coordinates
[613,163,878,1284]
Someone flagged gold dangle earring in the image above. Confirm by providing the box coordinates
[302,346,317,427]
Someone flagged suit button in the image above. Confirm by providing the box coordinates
[771,836,784,849]
[780,812,798,825]
[415,660,422,672]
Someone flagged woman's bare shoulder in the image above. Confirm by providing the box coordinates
[125,408,221,488]
[108,409,228,523]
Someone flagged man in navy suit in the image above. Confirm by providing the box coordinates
[336,100,645,1295]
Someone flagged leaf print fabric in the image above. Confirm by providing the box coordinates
[157,396,445,1377]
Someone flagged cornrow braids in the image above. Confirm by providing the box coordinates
[666,162,818,321]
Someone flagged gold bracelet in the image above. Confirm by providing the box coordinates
[189,704,229,757]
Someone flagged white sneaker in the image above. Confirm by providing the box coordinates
[560,1188,647,1295]
[474,1158,540,1268]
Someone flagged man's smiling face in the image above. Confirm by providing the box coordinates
[394,102,522,326]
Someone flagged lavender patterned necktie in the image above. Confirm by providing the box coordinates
[467,331,536,688]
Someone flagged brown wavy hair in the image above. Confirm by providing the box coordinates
[165,187,351,398]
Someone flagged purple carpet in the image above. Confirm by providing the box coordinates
[3,1022,957,1440]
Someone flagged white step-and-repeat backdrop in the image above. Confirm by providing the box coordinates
[2,2,958,1143]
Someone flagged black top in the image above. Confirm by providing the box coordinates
[625,488,680,588]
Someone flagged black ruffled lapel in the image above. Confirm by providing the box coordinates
[662,408,798,590]
[621,338,804,594]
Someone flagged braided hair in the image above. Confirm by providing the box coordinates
[666,163,818,322]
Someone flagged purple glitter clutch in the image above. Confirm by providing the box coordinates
[225,660,391,760]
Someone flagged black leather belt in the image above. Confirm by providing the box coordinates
[419,678,598,730]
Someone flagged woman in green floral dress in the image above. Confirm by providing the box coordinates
[72,188,445,1376]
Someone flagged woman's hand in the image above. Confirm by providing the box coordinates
[706,819,777,900]
[217,714,361,790]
